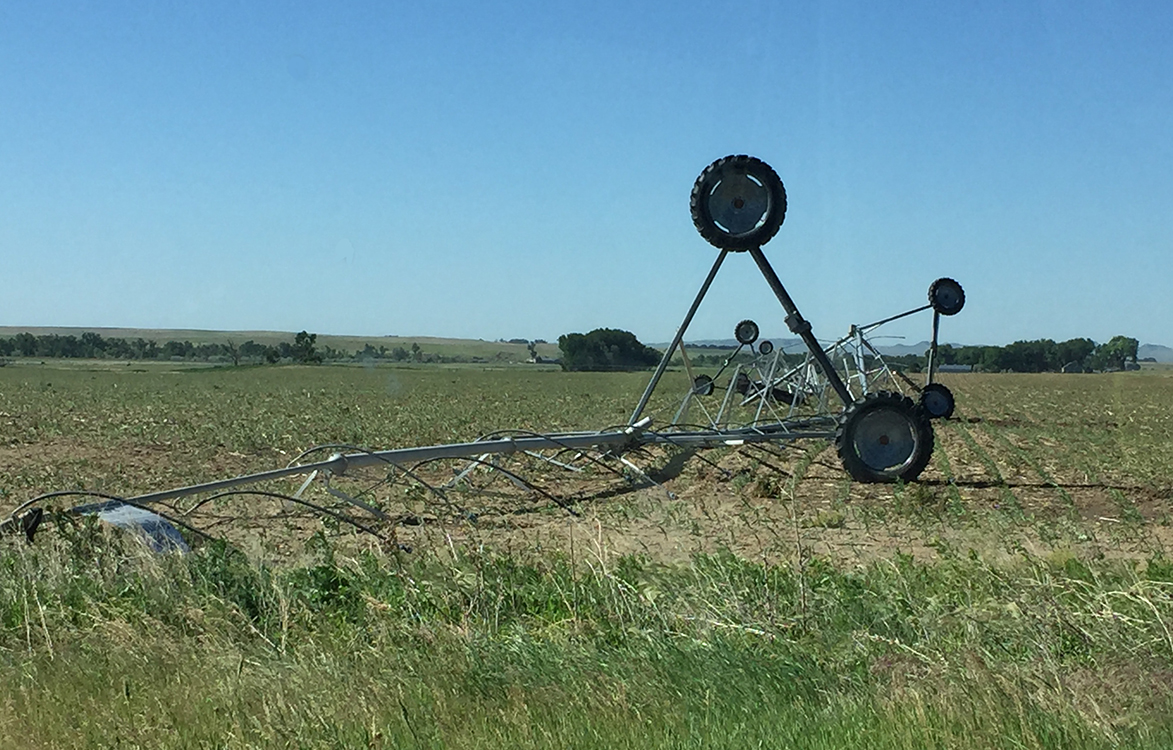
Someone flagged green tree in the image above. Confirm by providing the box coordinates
[240,341,266,361]
[1091,335,1139,370]
[293,331,322,364]
[1001,339,1057,373]
[357,343,377,360]
[1056,338,1096,368]
[161,340,192,359]
[80,331,106,357]
[558,328,660,372]
[14,333,36,357]
[130,338,155,360]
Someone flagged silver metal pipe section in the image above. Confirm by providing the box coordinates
[127,426,650,506]
[645,429,836,447]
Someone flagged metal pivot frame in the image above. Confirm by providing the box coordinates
[816,302,938,399]
[665,285,961,432]
[630,245,853,426]
[5,156,971,548]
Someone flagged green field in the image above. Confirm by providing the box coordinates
[2,363,1173,747]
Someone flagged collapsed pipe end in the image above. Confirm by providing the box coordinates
[326,453,349,477]
[627,417,653,434]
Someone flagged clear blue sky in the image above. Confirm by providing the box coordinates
[2,1,1170,347]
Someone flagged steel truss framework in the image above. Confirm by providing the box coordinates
[2,155,965,551]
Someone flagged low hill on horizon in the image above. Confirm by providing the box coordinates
[1139,343,1173,363]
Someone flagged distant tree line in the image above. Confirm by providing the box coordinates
[1,330,1142,374]
[933,336,1139,373]
[687,350,803,367]
[0,331,328,365]
[658,335,1142,375]
[0,331,549,367]
[0,332,214,361]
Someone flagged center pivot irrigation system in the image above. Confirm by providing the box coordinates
[3,155,964,552]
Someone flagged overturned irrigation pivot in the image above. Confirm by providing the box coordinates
[4,155,964,547]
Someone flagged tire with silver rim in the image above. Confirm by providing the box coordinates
[836,392,934,483]
[691,155,787,250]
[920,383,955,419]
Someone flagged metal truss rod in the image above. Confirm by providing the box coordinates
[630,250,729,425]
[860,304,932,333]
[127,425,652,507]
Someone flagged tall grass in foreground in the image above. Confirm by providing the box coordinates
[2,523,1173,748]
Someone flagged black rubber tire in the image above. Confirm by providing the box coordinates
[691,155,787,250]
[734,372,751,395]
[693,374,715,397]
[835,392,934,483]
[920,383,955,419]
[928,277,965,316]
[734,319,759,346]
[758,339,774,356]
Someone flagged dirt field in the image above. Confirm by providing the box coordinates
[3,363,1171,568]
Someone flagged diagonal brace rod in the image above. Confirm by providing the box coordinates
[629,250,728,425]
[747,246,854,406]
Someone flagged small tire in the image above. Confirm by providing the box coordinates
[691,155,787,250]
[836,392,934,483]
[758,339,774,356]
[920,383,955,420]
[929,278,965,316]
[693,374,715,397]
[734,319,759,346]
[734,372,751,395]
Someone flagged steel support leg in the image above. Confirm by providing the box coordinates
[747,246,854,406]
[926,311,941,386]
[629,250,728,425]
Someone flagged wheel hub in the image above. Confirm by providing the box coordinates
[708,172,771,235]
[852,407,919,473]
